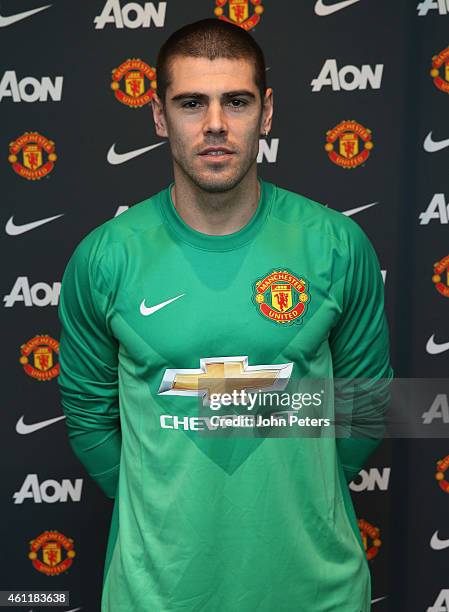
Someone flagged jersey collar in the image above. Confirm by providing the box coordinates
[159,178,273,252]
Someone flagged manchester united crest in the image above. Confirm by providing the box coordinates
[29,530,76,576]
[214,0,264,30]
[358,518,382,561]
[252,269,310,325]
[19,334,60,381]
[325,120,373,169]
[111,58,157,107]
[430,46,449,94]
[436,455,449,493]
[8,132,57,180]
[432,254,449,298]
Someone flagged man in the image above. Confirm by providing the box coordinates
[58,17,394,612]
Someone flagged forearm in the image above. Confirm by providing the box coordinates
[60,381,122,499]
[336,436,382,483]
[67,426,122,498]
[334,367,393,483]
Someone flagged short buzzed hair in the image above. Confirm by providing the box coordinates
[155,18,267,108]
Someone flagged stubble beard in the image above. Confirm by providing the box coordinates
[171,135,259,195]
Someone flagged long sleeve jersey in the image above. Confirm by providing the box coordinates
[57,178,394,612]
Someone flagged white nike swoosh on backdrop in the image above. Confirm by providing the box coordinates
[314,0,361,16]
[16,414,66,435]
[426,334,449,355]
[341,202,379,216]
[140,294,185,316]
[430,530,449,550]
[0,5,51,27]
[371,596,388,605]
[107,141,166,165]
[424,131,449,153]
[5,213,64,235]
[325,202,379,216]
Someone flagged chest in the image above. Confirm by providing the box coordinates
[108,235,342,380]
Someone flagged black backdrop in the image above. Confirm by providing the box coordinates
[2,1,449,611]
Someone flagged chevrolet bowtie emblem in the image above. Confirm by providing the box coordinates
[158,356,293,406]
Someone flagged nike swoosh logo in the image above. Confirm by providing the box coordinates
[426,334,449,355]
[140,294,185,316]
[314,0,361,16]
[16,414,66,435]
[341,202,378,216]
[0,5,52,27]
[107,141,166,165]
[431,530,449,550]
[6,213,64,235]
[371,596,388,605]
[424,131,449,153]
[325,202,379,216]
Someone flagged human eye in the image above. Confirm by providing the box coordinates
[227,98,248,110]
[181,100,202,109]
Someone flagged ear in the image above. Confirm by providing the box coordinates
[260,87,273,137]
[151,92,168,138]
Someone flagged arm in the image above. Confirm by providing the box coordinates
[329,220,394,484]
[57,236,121,499]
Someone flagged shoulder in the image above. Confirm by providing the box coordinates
[268,180,374,253]
[69,186,167,266]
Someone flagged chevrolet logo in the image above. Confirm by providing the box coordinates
[158,356,293,406]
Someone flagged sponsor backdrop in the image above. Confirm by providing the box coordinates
[1,0,449,610]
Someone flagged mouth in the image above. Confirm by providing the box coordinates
[198,147,235,160]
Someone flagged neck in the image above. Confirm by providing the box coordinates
[170,167,260,236]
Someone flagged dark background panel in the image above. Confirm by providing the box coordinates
[1,1,448,611]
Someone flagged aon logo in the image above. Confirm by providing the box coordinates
[94,0,167,29]
[13,474,83,504]
[417,0,449,15]
[311,59,383,91]
[3,277,61,307]
[349,468,391,492]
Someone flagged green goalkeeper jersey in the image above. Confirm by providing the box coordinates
[57,178,393,612]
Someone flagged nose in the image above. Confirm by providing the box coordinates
[203,99,228,136]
